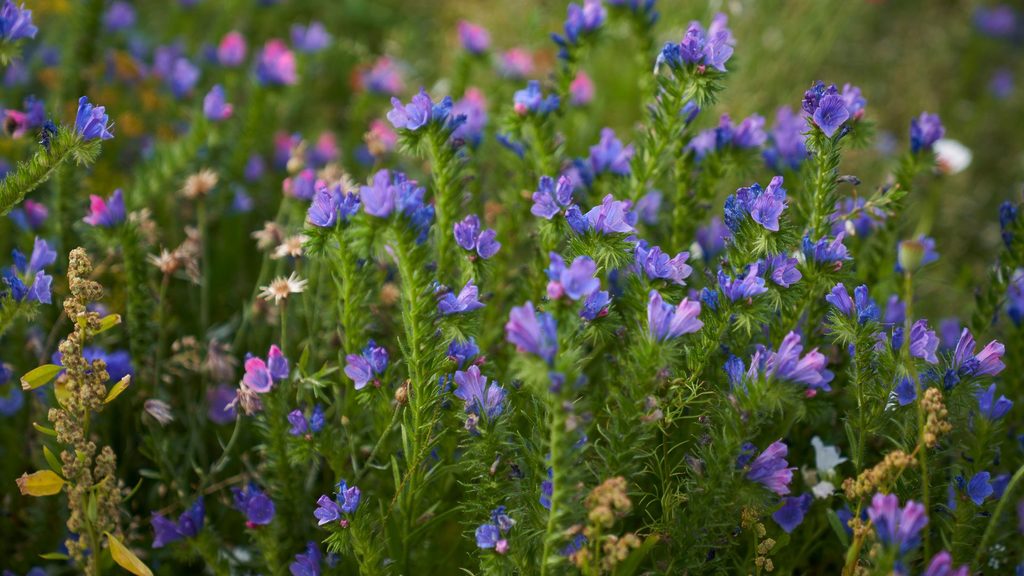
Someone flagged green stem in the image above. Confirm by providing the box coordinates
[902,271,931,559]
[974,462,1024,567]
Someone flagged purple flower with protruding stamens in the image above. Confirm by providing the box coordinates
[724,176,787,232]
[750,331,833,391]
[584,194,635,234]
[952,328,1005,378]
[746,440,795,495]
[84,189,126,227]
[802,234,851,266]
[0,0,37,42]
[546,253,600,301]
[506,302,558,364]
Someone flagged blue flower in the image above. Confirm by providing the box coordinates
[976,384,1013,421]
[747,331,834,391]
[289,542,323,576]
[552,0,606,58]
[513,81,559,116]
[203,85,233,121]
[826,283,878,324]
[910,112,945,153]
[579,290,610,321]
[908,320,939,364]
[233,483,275,526]
[867,493,928,556]
[656,13,734,72]
[307,183,359,228]
[635,241,692,286]
[447,338,480,368]
[763,106,807,171]
[438,280,485,315]
[894,377,917,406]
[74,96,113,141]
[802,81,865,138]
[802,233,851,266]
[167,57,200,98]
[83,189,126,227]
[151,497,204,548]
[773,494,812,533]
[583,194,636,234]
[387,89,463,133]
[967,472,993,505]
[103,2,135,32]
[760,253,801,288]
[0,0,37,42]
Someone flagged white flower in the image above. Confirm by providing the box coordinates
[811,480,835,499]
[811,436,847,477]
[259,271,308,304]
[933,138,972,175]
[272,234,308,260]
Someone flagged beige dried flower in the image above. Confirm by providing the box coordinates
[259,271,308,304]
[180,168,219,200]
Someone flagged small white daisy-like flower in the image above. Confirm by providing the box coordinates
[147,248,179,275]
[259,271,308,304]
[251,221,283,251]
[271,234,308,260]
[180,168,219,199]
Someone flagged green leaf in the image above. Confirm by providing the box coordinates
[32,422,57,436]
[43,446,63,477]
[95,313,122,335]
[826,507,850,548]
[104,375,132,404]
[16,470,65,496]
[20,364,63,390]
[39,552,70,561]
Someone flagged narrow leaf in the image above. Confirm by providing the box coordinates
[106,532,154,576]
[32,422,57,436]
[43,446,63,477]
[104,375,132,404]
[39,552,70,561]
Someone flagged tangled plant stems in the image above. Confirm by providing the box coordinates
[1,1,1023,575]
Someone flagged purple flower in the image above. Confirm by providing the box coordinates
[498,47,534,79]
[967,471,994,505]
[360,169,397,218]
[589,128,634,176]
[867,493,928,556]
[951,328,1005,378]
[747,440,795,495]
[531,175,575,219]
[83,189,125,227]
[908,320,939,364]
[569,71,594,106]
[554,0,606,57]
[387,89,433,131]
[546,253,600,301]
[584,194,635,234]
[1008,269,1024,327]
[0,0,37,42]
[724,176,787,232]
[291,22,330,53]
[910,112,945,154]
[290,542,322,576]
[761,254,801,288]
[733,114,767,148]
[755,331,834,391]
[506,302,558,364]
[826,283,878,324]
[453,215,500,259]
[656,13,734,72]
[513,81,559,116]
[718,265,768,302]
[308,183,359,228]
[647,290,702,341]
[360,56,404,95]
[696,217,729,260]
[635,242,692,286]
[773,494,812,533]
[976,384,1013,423]
[103,2,135,32]
[457,21,490,54]
[207,385,237,424]
[337,480,361,513]
[764,106,807,171]
[8,199,48,231]
[812,94,849,138]
[74,96,114,141]
[453,365,506,419]
[151,498,204,548]
[168,58,200,98]
[233,483,276,526]
[438,280,485,315]
[830,197,885,238]
[579,290,610,321]
[802,234,850,266]
[203,84,233,121]
[922,551,969,576]
[313,494,342,525]
[635,190,661,225]
[314,481,360,525]
[974,5,1018,38]
[802,81,861,137]
[451,88,487,146]
[345,340,388,390]
[475,507,514,553]
[218,31,247,66]
[256,39,297,86]
[287,409,308,436]
[267,345,289,380]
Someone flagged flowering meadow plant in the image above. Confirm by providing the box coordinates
[0,1,1023,575]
